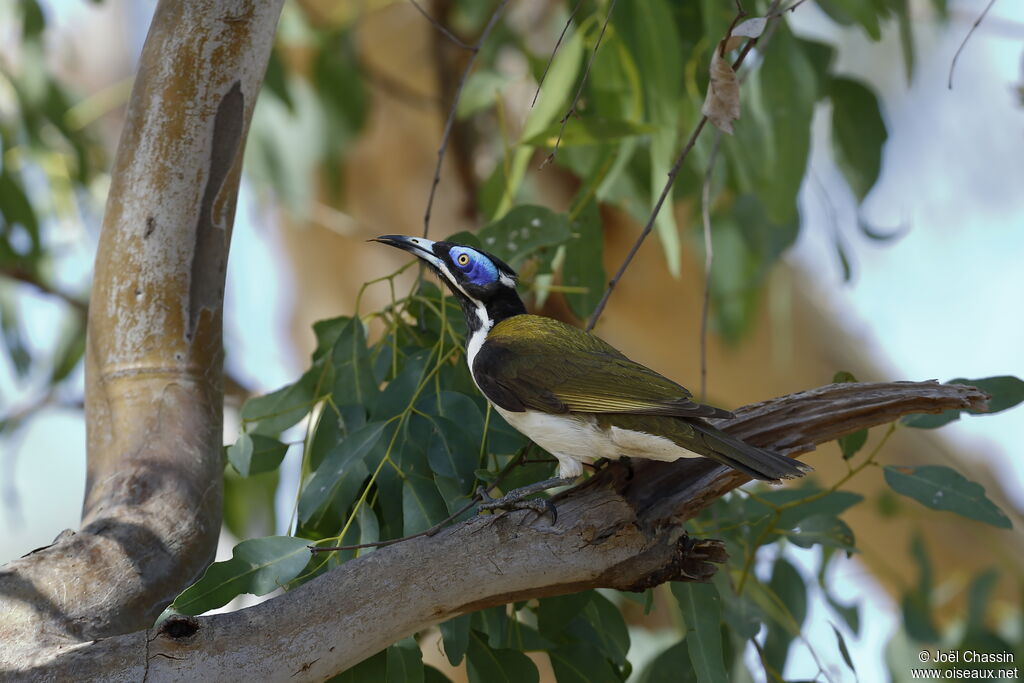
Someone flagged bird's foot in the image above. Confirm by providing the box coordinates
[476,477,577,524]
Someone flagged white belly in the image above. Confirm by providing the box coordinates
[493,407,703,479]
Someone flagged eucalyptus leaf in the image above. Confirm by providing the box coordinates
[170,536,311,615]
[402,473,449,535]
[548,642,621,683]
[673,582,728,683]
[476,205,572,268]
[465,631,539,683]
[298,421,387,524]
[883,465,1012,529]
[830,77,887,200]
[228,433,288,477]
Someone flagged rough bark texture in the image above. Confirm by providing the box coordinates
[0,0,283,670]
[4,381,988,682]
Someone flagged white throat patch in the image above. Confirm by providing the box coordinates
[465,302,492,371]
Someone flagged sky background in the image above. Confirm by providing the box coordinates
[1,1,1022,681]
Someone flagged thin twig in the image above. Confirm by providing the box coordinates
[699,133,723,401]
[541,0,619,168]
[311,445,539,553]
[531,0,584,108]
[311,496,480,553]
[949,0,999,89]
[422,0,509,237]
[586,2,782,331]
[409,0,473,50]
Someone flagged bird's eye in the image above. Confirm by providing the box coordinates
[457,253,470,266]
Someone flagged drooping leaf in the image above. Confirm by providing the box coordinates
[830,77,887,200]
[299,421,387,524]
[386,638,424,683]
[883,465,1012,529]
[763,558,807,673]
[902,533,939,642]
[241,361,331,435]
[440,614,472,666]
[673,582,728,683]
[170,536,311,615]
[614,0,683,275]
[562,199,605,320]
[521,117,656,148]
[548,642,621,683]
[787,515,858,552]
[579,592,631,665]
[832,623,857,675]
[635,640,698,683]
[402,473,449,535]
[538,591,593,638]
[465,631,539,683]
[227,433,289,477]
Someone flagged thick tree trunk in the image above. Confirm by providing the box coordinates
[0,0,283,670]
[2,382,988,681]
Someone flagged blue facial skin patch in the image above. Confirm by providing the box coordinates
[450,246,499,286]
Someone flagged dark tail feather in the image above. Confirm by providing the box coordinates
[691,421,811,481]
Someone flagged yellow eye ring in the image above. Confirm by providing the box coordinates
[457,253,470,266]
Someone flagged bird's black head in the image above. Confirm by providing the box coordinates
[373,235,526,329]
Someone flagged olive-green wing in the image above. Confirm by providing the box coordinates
[473,315,731,419]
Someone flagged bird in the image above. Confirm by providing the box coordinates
[373,235,810,509]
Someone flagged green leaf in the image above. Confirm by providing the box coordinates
[473,607,509,649]
[635,641,698,683]
[386,638,424,683]
[902,533,940,642]
[465,631,539,683]
[334,649,387,682]
[49,320,86,384]
[832,623,856,675]
[966,568,999,632]
[331,317,379,408]
[832,370,858,384]
[830,77,887,200]
[787,515,858,552]
[170,536,311,615]
[818,0,884,39]
[299,421,387,523]
[672,582,728,683]
[548,642,620,683]
[883,465,1012,529]
[614,0,683,275]
[838,430,867,460]
[457,70,508,119]
[241,362,330,435]
[538,591,592,638]
[422,415,478,491]
[476,205,573,269]
[486,26,583,218]
[402,473,449,535]
[580,592,631,665]
[763,558,807,673]
[562,201,606,320]
[521,117,656,148]
[440,614,471,666]
[228,433,289,477]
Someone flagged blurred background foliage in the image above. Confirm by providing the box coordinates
[2,0,1023,681]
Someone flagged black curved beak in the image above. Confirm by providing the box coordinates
[371,234,439,263]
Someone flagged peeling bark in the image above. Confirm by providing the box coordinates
[0,0,284,670]
[3,381,987,681]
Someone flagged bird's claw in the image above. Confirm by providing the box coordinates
[476,477,575,524]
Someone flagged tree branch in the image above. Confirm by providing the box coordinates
[7,381,987,680]
[0,0,284,668]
